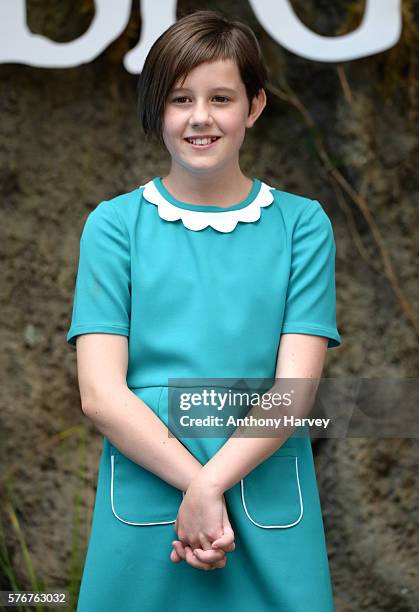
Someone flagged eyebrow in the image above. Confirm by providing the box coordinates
[170,86,237,94]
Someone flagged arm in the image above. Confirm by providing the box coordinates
[171,332,327,556]
[197,333,328,494]
[76,332,203,492]
[197,200,341,494]
[78,332,234,569]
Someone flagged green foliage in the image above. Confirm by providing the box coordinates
[0,427,89,612]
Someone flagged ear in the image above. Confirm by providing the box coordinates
[245,89,267,128]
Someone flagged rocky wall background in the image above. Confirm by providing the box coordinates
[0,1,418,610]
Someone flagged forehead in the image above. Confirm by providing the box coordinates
[172,58,243,90]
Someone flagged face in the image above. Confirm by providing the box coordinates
[162,58,266,176]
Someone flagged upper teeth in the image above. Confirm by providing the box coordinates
[187,137,218,145]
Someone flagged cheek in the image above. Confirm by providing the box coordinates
[220,109,248,134]
[162,110,181,136]
[162,119,174,138]
[161,121,177,152]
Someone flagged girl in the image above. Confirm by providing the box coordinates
[67,9,341,612]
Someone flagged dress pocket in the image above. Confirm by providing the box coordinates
[241,449,303,529]
[110,450,184,526]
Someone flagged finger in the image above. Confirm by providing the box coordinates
[212,556,227,569]
[211,541,235,554]
[192,541,227,570]
[212,538,235,553]
[170,547,182,563]
[195,535,226,563]
[185,546,214,571]
[172,541,186,560]
[192,547,226,563]
[184,546,213,571]
[211,529,235,551]
[172,540,187,560]
[210,497,235,556]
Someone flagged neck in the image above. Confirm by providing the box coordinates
[161,165,253,207]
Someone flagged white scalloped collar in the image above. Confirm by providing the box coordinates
[140,177,275,233]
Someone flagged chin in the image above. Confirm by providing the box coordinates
[187,163,221,173]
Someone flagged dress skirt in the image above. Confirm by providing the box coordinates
[76,386,335,612]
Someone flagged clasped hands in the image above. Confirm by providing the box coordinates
[170,471,235,571]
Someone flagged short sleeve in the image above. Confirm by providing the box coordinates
[281,200,342,349]
[66,201,131,347]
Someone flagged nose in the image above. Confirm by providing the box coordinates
[188,100,213,127]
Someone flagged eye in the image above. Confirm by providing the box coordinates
[170,95,230,104]
[172,96,190,104]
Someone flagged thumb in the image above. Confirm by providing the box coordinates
[212,505,235,551]
[211,526,235,551]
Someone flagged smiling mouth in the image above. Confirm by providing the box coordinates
[184,136,221,148]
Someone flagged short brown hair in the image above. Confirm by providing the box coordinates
[137,9,268,145]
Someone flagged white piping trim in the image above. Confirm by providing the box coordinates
[140,179,275,233]
[240,457,304,529]
[110,454,185,526]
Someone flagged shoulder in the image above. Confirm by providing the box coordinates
[269,186,333,234]
[82,185,144,240]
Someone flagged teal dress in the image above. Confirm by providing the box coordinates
[66,176,341,612]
